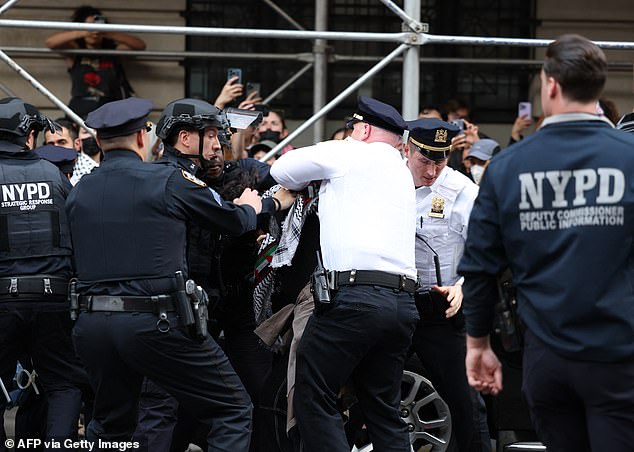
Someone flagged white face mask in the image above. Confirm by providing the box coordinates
[470,164,485,185]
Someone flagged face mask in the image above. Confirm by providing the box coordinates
[81,137,101,156]
[259,130,281,143]
[470,164,485,185]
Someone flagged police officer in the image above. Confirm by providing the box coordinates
[67,97,263,450]
[271,96,419,452]
[0,98,84,448]
[459,34,634,452]
[133,98,292,452]
[404,118,490,452]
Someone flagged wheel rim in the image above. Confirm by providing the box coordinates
[401,371,452,451]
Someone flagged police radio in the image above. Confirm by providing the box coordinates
[311,251,331,312]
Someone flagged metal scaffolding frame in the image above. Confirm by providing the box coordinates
[1,0,634,157]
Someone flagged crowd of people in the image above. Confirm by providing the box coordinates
[0,10,633,452]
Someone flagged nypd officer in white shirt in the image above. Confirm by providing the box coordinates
[271,96,419,452]
[404,118,490,452]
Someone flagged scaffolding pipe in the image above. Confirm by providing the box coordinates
[0,50,94,138]
[401,0,420,120]
[0,0,19,16]
[1,46,311,61]
[262,62,313,104]
[2,46,634,69]
[313,0,328,142]
[2,19,634,49]
[259,43,410,163]
[0,81,16,97]
[262,0,306,31]
[379,0,424,32]
[0,19,409,43]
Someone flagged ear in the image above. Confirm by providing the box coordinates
[403,142,411,159]
[136,130,146,161]
[178,129,191,147]
[546,75,558,99]
[26,130,36,150]
[74,137,81,150]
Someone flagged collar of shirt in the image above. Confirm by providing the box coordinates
[541,112,614,128]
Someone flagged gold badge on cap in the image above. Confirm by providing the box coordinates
[429,196,445,218]
[434,129,448,143]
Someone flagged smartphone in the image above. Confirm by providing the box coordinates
[518,102,532,118]
[227,68,243,85]
[246,82,261,96]
[449,119,465,133]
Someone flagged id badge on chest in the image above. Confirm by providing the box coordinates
[428,195,445,219]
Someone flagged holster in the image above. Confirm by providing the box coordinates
[186,280,209,341]
[494,276,523,352]
[310,267,332,315]
[414,290,464,329]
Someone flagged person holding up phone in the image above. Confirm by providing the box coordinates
[46,6,146,119]
[508,102,534,145]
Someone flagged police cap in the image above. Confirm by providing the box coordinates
[407,118,459,161]
[85,98,153,139]
[349,96,407,136]
[35,144,77,174]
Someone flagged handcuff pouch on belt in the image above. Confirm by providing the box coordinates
[69,279,79,321]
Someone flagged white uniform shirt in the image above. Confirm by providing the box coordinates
[414,166,479,289]
[271,137,417,279]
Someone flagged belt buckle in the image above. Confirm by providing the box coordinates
[9,278,18,296]
[43,278,52,295]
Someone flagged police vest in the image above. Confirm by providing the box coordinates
[68,152,187,284]
[0,154,72,263]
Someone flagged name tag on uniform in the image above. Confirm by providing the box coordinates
[428,196,445,219]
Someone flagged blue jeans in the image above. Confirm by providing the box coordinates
[294,285,418,452]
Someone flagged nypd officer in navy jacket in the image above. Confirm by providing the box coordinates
[67,97,263,451]
[459,34,634,452]
[0,98,85,450]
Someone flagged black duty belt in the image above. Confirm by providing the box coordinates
[79,295,176,313]
[0,275,68,299]
[328,270,417,294]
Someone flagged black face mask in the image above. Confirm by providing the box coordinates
[81,137,101,156]
[259,130,281,143]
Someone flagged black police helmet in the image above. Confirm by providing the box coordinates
[0,97,59,138]
[156,98,228,140]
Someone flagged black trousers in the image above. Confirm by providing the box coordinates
[294,285,418,452]
[0,303,84,451]
[410,291,490,452]
[72,311,252,452]
[522,329,634,452]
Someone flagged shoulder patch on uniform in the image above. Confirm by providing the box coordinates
[181,169,207,187]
